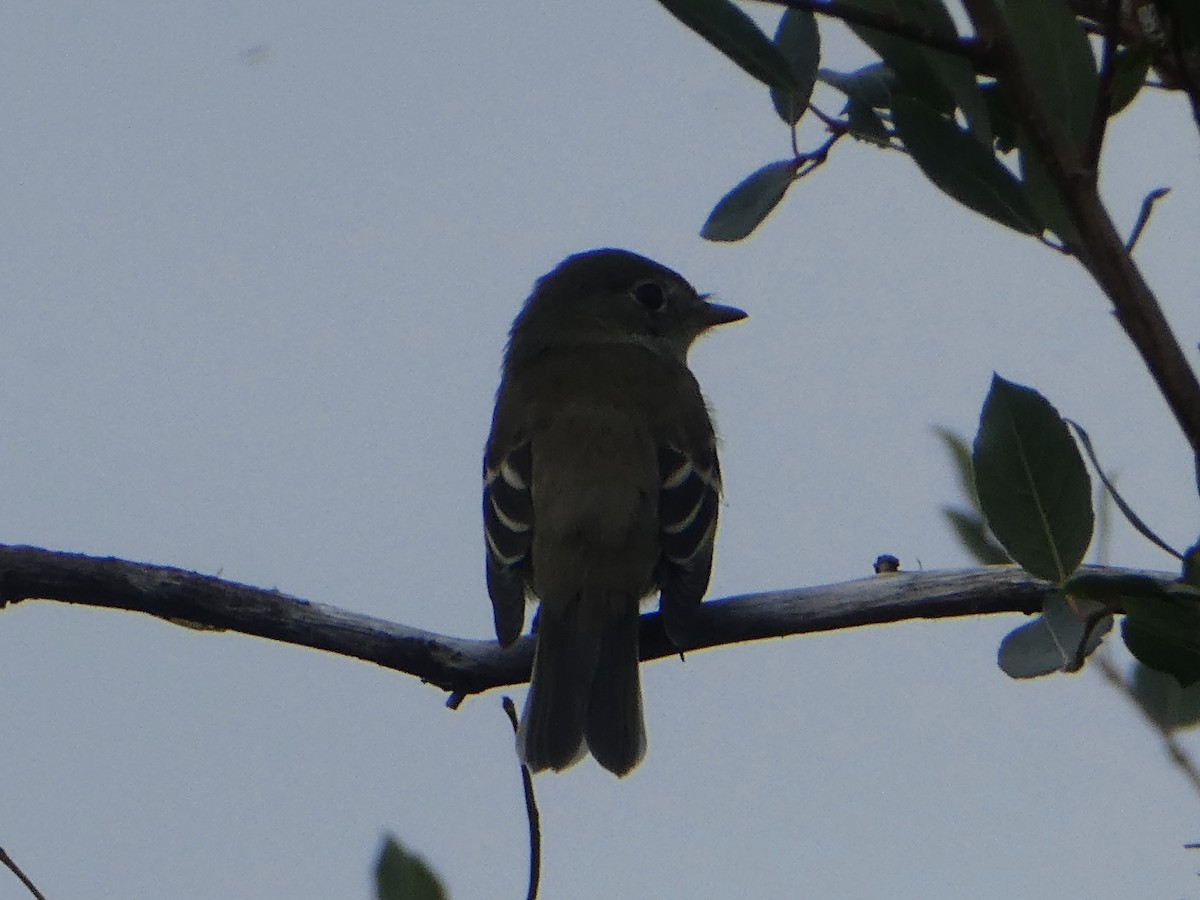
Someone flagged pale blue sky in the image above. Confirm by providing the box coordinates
[2,3,1199,898]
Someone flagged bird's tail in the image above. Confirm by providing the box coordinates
[518,603,645,777]
[586,607,645,775]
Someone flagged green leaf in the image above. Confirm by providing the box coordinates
[1131,662,1200,731]
[998,0,1098,150]
[701,159,797,242]
[1065,570,1167,605]
[933,427,978,508]
[1018,134,1080,247]
[771,8,821,125]
[376,837,447,900]
[980,82,1018,154]
[1064,573,1200,689]
[998,593,1110,678]
[840,0,990,142]
[1168,0,1200,51]
[1122,603,1200,688]
[1184,542,1200,588]
[819,63,896,108]
[934,427,1011,564]
[657,0,800,92]
[1109,45,1153,115]
[846,98,891,145]
[1169,0,1200,47]
[972,374,1093,582]
[1166,0,1200,49]
[943,506,1012,565]
[891,97,1041,235]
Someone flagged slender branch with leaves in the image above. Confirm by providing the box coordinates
[657,0,1200,689]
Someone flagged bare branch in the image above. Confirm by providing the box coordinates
[0,544,521,697]
[0,845,47,900]
[0,544,1176,705]
[794,131,844,178]
[503,697,541,900]
[1126,187,1171,252]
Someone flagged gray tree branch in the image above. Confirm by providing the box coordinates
[0,544,1169,704]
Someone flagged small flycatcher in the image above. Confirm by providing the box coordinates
[483,248,744,776]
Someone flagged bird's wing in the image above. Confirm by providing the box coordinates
[656,442,720,647]
[483,438,533,645]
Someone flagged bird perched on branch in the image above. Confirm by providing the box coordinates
[483,248,744,776]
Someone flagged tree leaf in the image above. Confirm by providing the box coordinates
[657,0,800,92]
[997,593,1110,679]
[1161,0,1200,49]
[771,8,821,125]
[1122,603,1200,688]
[376,837,447,900]
[1185,542,1200,588]
[701,159,797,241]
[933,427,979,509]
[819,62,896,108]
[980,82,1018,154]
[1167,0,1200,47]
[942,506,1012,565]
[840,0,990,142]
[1018,133,1080,248]
[1130,662,1200,731]
[934,427,1011,564]
[846,97,891,145]
[891,96,1041,235]
[998,0,1098,151]
[1065,570,1167,605]
[972,374,1093,582]
[1109,45,1153,115]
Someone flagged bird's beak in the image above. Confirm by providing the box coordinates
[700,298,748,328]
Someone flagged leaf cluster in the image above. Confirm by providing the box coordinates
[659,0,1200,710]
[659,0,1173,245]
[941,377,1200,731]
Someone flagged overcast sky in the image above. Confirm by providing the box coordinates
[3,3,1199,899]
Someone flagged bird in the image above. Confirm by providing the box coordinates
[483,248,745,776]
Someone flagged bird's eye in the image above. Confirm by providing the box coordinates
[632,281,666,311]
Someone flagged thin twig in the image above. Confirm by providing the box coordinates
[0,846,48,900]
[1067,607,1113,672]
[810,104,899,149]
[502,698,540,900]
[1126,187,1171,252]
[1066,418,1182,559]
[808,104,841,130]
[1036,233,1072,255]
[794,132,844,178]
